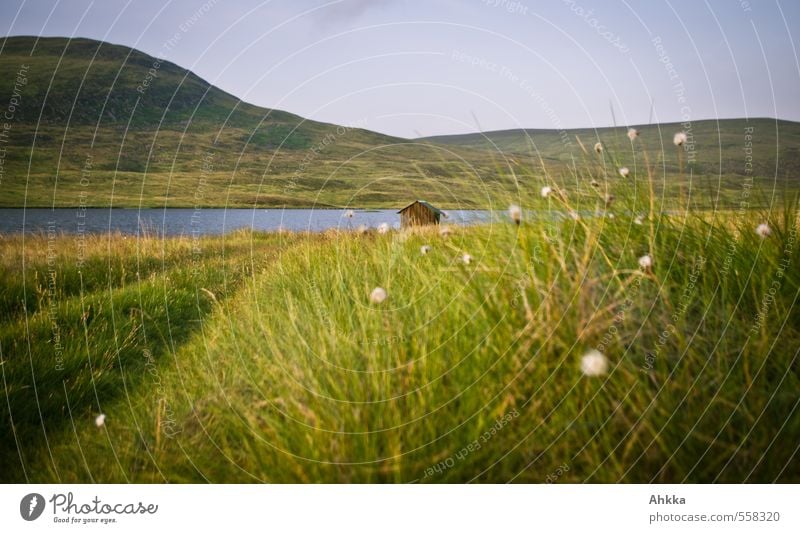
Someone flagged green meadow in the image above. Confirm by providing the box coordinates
[1,35,799,483]
[2,153,799,482]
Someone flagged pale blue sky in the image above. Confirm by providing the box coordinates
[2,0,799,137]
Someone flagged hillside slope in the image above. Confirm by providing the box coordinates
[0,36,797,209]
[0,36,501,208]
[423,118,800,180]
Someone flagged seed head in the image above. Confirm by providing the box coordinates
[541,186,553,198]
[370,287,387,304]
[756,223,771,238]
[344,209,354,218]
[619,167,630,178]
[420,245,431,255]
[508,204,522,224]
[627,128,639,141]
[440,226,452,237]
[95,414,106,427]
[462,253,472,265]
[638,254,653,270]
[594,142,603,154]
[377,222,390,234]
[673,132,687,147]
[581,349,609,377]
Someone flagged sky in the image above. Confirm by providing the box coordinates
[2,0,799,138]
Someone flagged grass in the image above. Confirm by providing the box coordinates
[1,35,798,481]
[2,142,799,481]
[0,228,311,481]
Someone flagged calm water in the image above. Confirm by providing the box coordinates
[0,208,491,236]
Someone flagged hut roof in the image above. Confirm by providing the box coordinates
[397,200,445,216]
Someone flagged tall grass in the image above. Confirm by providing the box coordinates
[2,136,799,482]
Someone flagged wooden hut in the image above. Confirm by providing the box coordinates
[397,200,444,228]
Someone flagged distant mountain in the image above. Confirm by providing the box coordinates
[0,36,797,209]
[421,118,800,179]
[0,36,404,143]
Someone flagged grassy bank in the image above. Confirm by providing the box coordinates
[2,183,799,481]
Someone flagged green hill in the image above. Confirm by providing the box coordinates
[0,36,798,209]
[422,118,800,180]
[0,36,501,208]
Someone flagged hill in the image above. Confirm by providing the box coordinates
[0,36,501,208]
[0,36,798,209]
[423,118,800,181]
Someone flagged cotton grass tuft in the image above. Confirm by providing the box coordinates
[370,287,387,304]
[581,349,608,377]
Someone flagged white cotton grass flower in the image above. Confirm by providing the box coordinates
[541,186,553,198]
[95,414,106,428]
[377,222,390,234]
[590,179,600,188]
[604,194,615,207]
[619,167,630,178]
[581,349,609,377]
[627,128,639,141]
[462,253,472,265]
[344,209,354,218]
[508,204,522,225]
[594,142,603,154]
[673,131,688,147]
[440,225,452,237]
[634,215,644,226]
[638,254,653,270]
[369,287,387,304]
[357,224,369,234]
[756,223,771,238]
[420,245,432,255]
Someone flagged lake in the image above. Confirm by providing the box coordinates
[0,208,491,236]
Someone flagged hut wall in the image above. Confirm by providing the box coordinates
[400,203,438,227]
